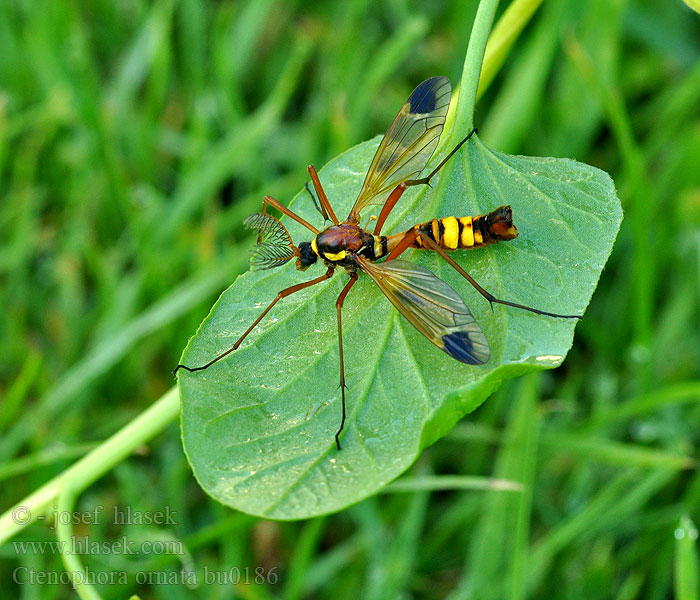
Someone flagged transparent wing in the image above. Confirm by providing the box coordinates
[349,76,452,220]
[244,213,295,270]
[357,257,490,364]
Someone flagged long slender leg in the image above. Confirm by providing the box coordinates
[305,182,324,218]
[384,227,420,261]
[406,127,478,186]
[174,267,335,375]
[261,195,320,235]
[384,230,582,320]
[334,272,358,450]
[373,182,409,235]
[373,128,478,235]
[421,234,581,319]
[307,165,339,225]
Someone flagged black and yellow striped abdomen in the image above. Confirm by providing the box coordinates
[415,215,483,249]
[380,205,519,257]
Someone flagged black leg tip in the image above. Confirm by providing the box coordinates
[335,436,342,451]
[173,364,192,376]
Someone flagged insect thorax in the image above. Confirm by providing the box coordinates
[310,224,376,266]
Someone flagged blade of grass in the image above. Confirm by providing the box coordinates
[477,0,544,99]
[382,475,521,493]
[283,518,326,600]
[157,34,313,243]
[541,432,695,470]
[587,382,700,429]
[0,260,241,460]
[447,375,541,600]
[482,0,567,151]
[529,469,675,591]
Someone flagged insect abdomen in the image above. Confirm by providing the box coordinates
[412,205,519,250]
[377,205,518,258]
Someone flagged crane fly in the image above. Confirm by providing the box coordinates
[174,76,581,450]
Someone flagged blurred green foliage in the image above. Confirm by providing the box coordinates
[0,0,699,598]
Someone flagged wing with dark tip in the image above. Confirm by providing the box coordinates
[356,256,490,364]
[348,76,452,220]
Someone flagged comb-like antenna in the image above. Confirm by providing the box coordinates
[244,213,297,270]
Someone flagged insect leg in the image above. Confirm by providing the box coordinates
[405,128,478,187]
[419,234,582,320]
[373,128,478,235]
[334,272,358,450]
[384,228,421,261]
[261,195,320,236]
[174,267,335,375]
[373,181,409,235]
[305,182,325,219]
[307,165,339,225]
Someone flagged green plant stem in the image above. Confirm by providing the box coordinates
[0,443,98,482]
[0,388,179,546]
[452,0,501,137]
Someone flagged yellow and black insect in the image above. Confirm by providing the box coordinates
[175,76,580,449]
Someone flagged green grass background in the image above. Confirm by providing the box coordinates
[1,0,699,598]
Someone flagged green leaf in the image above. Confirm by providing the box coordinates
[178,134,621,519]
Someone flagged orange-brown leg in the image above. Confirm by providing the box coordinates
[373,128,478,235]
[260,195,320,237]
[383,229,582,320]
[373,182,409,235]
[334,272,358,449]
[308,165,339,225]
[384,228,420,261]
[174,267,335,375]
[418,234,581,318]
